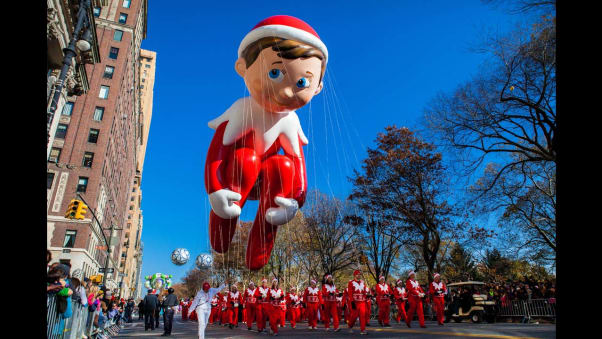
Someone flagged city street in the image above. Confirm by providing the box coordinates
[115,316,556,338]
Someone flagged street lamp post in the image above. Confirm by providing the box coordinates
[47,0,93,144]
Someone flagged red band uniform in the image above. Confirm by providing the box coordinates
[322,282,340,330]
[243,286,259,330]
[268,287,286,334]
[393,282,408,323]
[257,285,270,332]
[429,278,447,325]
[227,290,242,326]
[286,292,301,328]
[406,275,426,328]
[347,278,369,332]
[303,285,323,329]
[376,279,392,326]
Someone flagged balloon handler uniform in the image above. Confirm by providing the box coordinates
[226,287,242,327]
[209,295,220,324]
[268,286,287,335]
[189,282,227,339]
[286,290,302,328]
[393,280,408,323]
[304,280,323,329]
[375,276,392,326]
[405,272,426,328]
[204,15,328,271]
[429,273,447,325]
[243,283,259,330]
[322,275,340,331]
[257,281,271,332]
[347,270,370,334]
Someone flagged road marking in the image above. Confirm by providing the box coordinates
[371,328,540,339]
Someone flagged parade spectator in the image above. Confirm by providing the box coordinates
[162,287,179,336]
[143,289,159,331]
[125,298,135,323]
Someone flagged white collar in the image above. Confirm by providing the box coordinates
[308,286,319,294]
[208,97,309,157]
[352,280,365,292]
[325,284,337,292]
[432,281,443,289]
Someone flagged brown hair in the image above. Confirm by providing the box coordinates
[241,37,326,83]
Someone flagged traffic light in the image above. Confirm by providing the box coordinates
[75,201,88,220]
[64,199,79,219]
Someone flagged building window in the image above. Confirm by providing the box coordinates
[62,102,74,116]
[63,230,77,248]
[82,152,94,167]
[77,177,89,193]
[88,129,100,143]
[140,85,144,89]
[119,13,128,24]
[113,30,123,41]
[122,0,131,8]
[103,66,115,79]
[109,47,119,59]
[93,7,101,17]
[47,172,55,189]
[99,85,110,99]
[93,107,105,121]
[145,64,150,68]
[49,148,61,163]
[55,124,68,139]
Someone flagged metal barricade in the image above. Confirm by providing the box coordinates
[496,299,556,319]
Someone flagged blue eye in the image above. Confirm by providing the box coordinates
[268,69,284,82]
[296,77,310,88]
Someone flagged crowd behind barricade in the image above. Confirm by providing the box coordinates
[482,279,556,304]
[46,250,140,338]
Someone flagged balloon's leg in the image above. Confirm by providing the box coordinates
[209,147,261,253]
[246,155,294,270]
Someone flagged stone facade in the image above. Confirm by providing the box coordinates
[47,0,149,297]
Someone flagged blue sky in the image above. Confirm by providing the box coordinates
[138,0,520,283]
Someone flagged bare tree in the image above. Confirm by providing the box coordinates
[302,190,361,277]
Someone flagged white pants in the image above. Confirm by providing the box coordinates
[197,305,212,339]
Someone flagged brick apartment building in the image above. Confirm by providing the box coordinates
[47,0,151,297]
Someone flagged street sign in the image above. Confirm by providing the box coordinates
[62,249,71,253]
[99,268,114,273]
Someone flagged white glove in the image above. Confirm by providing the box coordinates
[265,197,299,225]
[209,189,242,219]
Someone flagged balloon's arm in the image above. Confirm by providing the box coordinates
[285,136,307,208]
[209,283,227,298]
[205,121,231,194]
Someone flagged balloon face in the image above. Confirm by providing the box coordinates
[153,278,164,289]
[195,253,213,269]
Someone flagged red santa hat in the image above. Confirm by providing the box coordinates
[272,278,278,284]
[325,274,333,280]
[433,273,440,279]
[310,279,317,285]
[261,278,268,283]
[379,275,385,281]
[408,271,416,277]
[397,279,403,285]
[238,15,328,63]
[353,270,361,276]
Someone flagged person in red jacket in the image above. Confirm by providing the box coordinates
[336,292,344,324]
[209,294,220,324]
[366,286,374,327]
[393,279,408,323]
[219,291,229,325]
[243,281,259,331]
[268,278,286,336]
[375,276,392,327]
[405,271,426,328]
[303,279,322,330]
[226,284,242,328]
[181,298,190,321]
[321,274,340,332]
[257,279,270,333]
[286,287,301,329]
[347,270,369,335]
[429,273,447,325]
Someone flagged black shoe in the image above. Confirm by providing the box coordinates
[229,324,233,329]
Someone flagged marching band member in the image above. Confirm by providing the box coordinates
[347,270,369,335]
[405,271,426,328]
[393,279,407,323]
[268,278,286,336]
[336,291,344,324]
[429,273,447,326]
[366,286,374,326]
[321,274,340,332]
[226,284,242,328]
[286,287,302,329]
[303,279,323,330]
[243,281,259,330]
[375,276,392,327]
[257,278,270,333]
[220,290,229,325]
[189,281,228,339]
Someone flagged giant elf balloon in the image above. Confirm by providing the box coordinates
[170,248,190,266]
[204,15,327,270]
